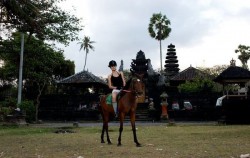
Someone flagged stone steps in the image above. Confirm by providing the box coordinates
[124,103,151,121]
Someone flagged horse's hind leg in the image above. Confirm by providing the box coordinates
[105,122,112,144]
[103,114,112,144]
[101,124,105,143]
[101,114,112,144]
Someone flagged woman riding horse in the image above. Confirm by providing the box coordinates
[99,65,144,147]
[107,60,126,118]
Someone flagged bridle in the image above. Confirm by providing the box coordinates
[122,77,143,97]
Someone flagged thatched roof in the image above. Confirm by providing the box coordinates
[214,66,250,84]
[57,70,108,87]
[170,66,208,81]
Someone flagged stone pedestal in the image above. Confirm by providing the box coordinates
[5,115,27,125]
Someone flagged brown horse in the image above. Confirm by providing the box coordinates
[99,74,144,147]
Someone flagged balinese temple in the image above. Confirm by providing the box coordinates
[58,70,107,87]
[130,50,148,76]
[214,59,250,124]
[39,70,109,121]
[214,59,250,98]
[129,50,149,119]
[118,60,124,72]
[170,66,210,87]
[164,44,180,79]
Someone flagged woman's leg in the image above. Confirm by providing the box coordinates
[112,92,118,116]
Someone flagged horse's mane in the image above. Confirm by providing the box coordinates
[118,78,132,99]
[123,78,132,90]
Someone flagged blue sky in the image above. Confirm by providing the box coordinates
[59,0,250,77]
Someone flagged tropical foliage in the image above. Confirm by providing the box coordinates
[0,32,75,121]
[19,100,35,123]
[78,36,95,70]
[178,77,222,94]
[235,45,250,70]
[0,0,83,45]
[148,13,171,71]
[0,0,83,121]
[197,65,229,78]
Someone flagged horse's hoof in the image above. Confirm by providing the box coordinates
[117,143,122,147]
[108,142,112,145]
[136,143,142,147]
[101,141,105,143]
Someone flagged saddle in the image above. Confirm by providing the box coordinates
[105,94,112,105]
[105,93,122,106]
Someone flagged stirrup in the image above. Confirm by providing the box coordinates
[114,113,119,118]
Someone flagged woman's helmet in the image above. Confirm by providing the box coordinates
[108,60,117,67]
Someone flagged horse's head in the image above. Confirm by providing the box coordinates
[131,73,144,97]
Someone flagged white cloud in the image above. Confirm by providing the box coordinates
[59,0,250,77]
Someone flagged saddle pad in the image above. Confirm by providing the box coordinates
[106,94,112,105]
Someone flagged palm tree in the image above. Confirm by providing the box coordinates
[148,13,171,72]
[78,36,95,70]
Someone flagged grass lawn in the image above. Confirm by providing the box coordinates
[0,123,249,158]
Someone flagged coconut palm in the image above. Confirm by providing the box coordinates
[78,36,95,70]
[148,13,171,72]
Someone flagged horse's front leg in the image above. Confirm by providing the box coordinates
[118,112,125,146]
[130,111,141,147]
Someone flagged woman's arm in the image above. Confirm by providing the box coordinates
[108,74,116,89]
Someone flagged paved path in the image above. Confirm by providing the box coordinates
[31,121,218,128]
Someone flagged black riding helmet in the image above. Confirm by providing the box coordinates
[108,60,117,67]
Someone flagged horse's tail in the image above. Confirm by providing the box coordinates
[99,95,106,105]
[98,95,106,116]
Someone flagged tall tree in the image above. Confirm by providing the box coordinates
[0,32,75,121]
[235,45,250,70]
[197,65,229,78]
[0,0,39,33]
[0,0,83,45]
[148,13,171,72]
[1,0,82,104]
[1,0,41,104]
[78,36,95,70]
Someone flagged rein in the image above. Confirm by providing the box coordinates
[121,77,141,97]
[122,89,131,93]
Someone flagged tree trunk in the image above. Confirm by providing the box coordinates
[159,39,162,72]
[35,82,45,123]
[83,51,88,70]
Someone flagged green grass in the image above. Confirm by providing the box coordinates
[0,124,249,158]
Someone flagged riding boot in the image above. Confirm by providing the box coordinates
[112,102,118,118]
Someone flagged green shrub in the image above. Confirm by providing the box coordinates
[19,100,35,123]
[0,107,12,121]
[0,97,17,108]
[1,107,12,115]
[0,98,17,122]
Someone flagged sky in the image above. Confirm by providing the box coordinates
[58,0,250,77]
